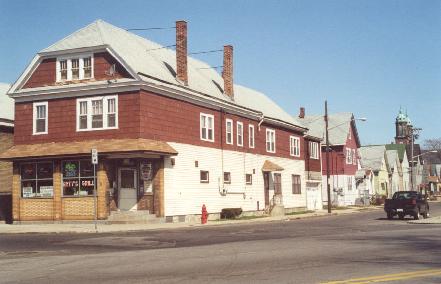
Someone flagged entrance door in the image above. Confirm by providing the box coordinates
[306,185,320,210]
[264,172,270,206]
[118,168,137,211]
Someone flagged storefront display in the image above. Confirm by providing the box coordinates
[62,160,96,196]
[20,162,54,198]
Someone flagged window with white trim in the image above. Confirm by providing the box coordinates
[237,122,243,146]
[33,101,48,135]
[266,128,276,153]
[346,148,352,164]
[309,141,319,159]
[249,124,255,148]
[77,95,118,131]
[352,149,357,165]
[200,113,214,142]
[56,55,94,82]
[226,119,233,145]
[290,136,300,157]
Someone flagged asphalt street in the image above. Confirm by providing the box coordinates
[1,203,441,284]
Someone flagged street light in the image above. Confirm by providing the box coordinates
[325,100,366,214]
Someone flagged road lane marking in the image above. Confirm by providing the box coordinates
[322,268,441,284]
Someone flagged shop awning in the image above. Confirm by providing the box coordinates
[261,160,284,172]
[0,138,178,160]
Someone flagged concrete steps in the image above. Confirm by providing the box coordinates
[106,210,165,224]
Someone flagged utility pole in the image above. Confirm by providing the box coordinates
[325,101,331,213]
[410,127,422,191]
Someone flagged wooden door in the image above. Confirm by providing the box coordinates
[274,173,282,195]
[264,172,270,206]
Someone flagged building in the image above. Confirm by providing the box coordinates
[0,20,315,222]
[359,145,390,197]
[385,143,410,191]
[0,83,13,223]
[299,111,362,206]
[385,150,401,195]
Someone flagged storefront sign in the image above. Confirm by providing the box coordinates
[140,163,153,181]
[64,180,79,188]
[40,186,54,197]
[64,162,78,178]
[22,187,34,198]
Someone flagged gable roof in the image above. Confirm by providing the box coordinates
[386,150,399,172]
[0,83,13,125]
[13,20,305,130]
[406,144,422,164]
[359,145,386,171]
[385,144,406,163]
[299,112,360,146]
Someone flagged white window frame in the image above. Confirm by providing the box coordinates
[290,136,301,157]
[56,53,94,82]
[352,149,357,165]
[309,141,319,159]
[33,101,48,135]
[248,124,255,148]
[225,119,233,145]
[76,95,118,131]
[266,128,276,153]
[237,121,243,147]
[346,148,352,164]
[200,113,214,142]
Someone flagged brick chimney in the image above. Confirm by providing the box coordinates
[299,107,305,118]
[176,20,188,85]
[222,45,234,99]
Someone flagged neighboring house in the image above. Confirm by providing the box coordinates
[359,145,390,197]
[406,144,424,190]
[0,83,13,223]
[0,20,314,222]
[355,168,374,203]
[299,108,323,211]
[385,144,410,191]
[386,150,401,195]
[299,111,362,206]
[421,151,441,194]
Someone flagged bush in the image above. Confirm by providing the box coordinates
[220,208,243,219]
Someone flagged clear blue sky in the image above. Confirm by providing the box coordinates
[0,0,439,145]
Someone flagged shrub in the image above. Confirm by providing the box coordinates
[220,208,243,219]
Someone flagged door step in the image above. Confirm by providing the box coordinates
[106,210,165,224]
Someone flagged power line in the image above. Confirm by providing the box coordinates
[197,65,223,70]
[126,26,176,31]
[146,44,176,52]
[188,49,222,55]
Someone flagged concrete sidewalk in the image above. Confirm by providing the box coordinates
[0,206,381,234]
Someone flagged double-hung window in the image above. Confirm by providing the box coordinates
[200,113,214,142]
[33,101,48,135]
[237,122,243,146]
[226,119,233,145]
[266,128,276,153]
[290,136,300,157]
[309,141,319,159]
[77,95,118,131]
[346,148,352,164]
[249,125,255,148]
[352,149,357,165]
[56,54,94,81]
[292,174,301,194]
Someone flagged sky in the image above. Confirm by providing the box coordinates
[0,0,440,145]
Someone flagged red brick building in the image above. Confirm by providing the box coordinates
[1,20,321,222]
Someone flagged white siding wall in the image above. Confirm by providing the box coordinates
[164,142,306,216]
[321,174,359,206]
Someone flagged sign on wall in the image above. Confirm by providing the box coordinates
[39,186,54,197]
[22,187,34,198]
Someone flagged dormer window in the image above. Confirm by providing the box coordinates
[56,54,94,82]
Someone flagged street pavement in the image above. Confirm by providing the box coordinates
[1,202,441,284]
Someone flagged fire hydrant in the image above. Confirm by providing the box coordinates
[201,204,208,224]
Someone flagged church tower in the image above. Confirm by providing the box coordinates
[395,107,412,144]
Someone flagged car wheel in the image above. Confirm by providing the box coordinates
[398,213,405,220]
[414,209,420,220]
[387,212,393,220]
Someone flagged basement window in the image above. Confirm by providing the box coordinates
[56,54,94,82]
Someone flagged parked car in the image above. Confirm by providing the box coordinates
[384,191,429,220]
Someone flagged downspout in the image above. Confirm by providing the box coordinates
[219,108,226,196]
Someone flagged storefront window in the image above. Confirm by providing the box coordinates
[21,162,54,198]
[63,160,96,196]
